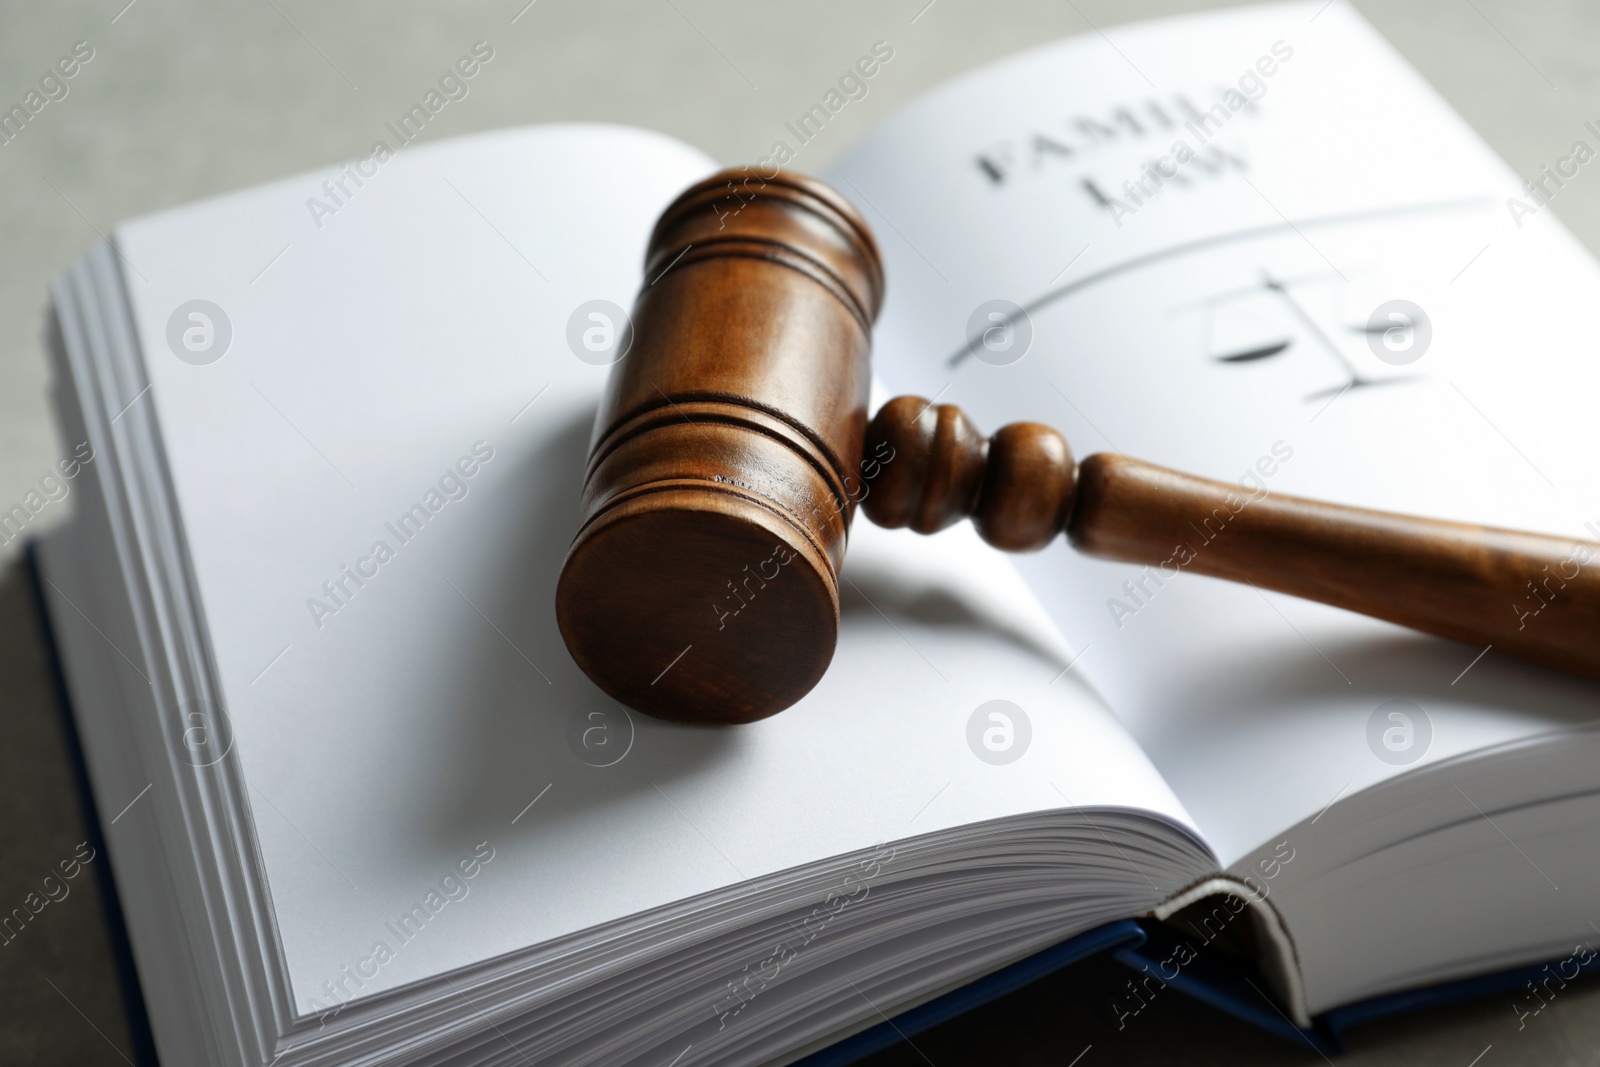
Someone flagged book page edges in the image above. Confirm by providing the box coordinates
[1154,875,1310,1028]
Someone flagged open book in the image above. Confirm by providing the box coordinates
[36,3,1600,1065]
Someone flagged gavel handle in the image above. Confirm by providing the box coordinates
[862,396,1600,681]
[1070,454,1600,680]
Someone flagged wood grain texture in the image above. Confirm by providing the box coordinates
[1068,454,1600,681]
[863,397,1076,551]
[559,168,1600,725]
[556,168,883,724]
[864,395,1600,680]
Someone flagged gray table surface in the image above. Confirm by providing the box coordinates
[4,1,1600,1063]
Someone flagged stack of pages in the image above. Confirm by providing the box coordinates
[39,4,1600,1065]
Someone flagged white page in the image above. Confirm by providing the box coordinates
[113,123,1200,1012]
[825,2,1600,865]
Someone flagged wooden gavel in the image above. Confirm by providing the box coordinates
[555,169,1600,724]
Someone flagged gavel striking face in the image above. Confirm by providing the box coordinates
[555,169,1600,725]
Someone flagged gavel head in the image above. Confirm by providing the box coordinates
[555,169,884,725]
